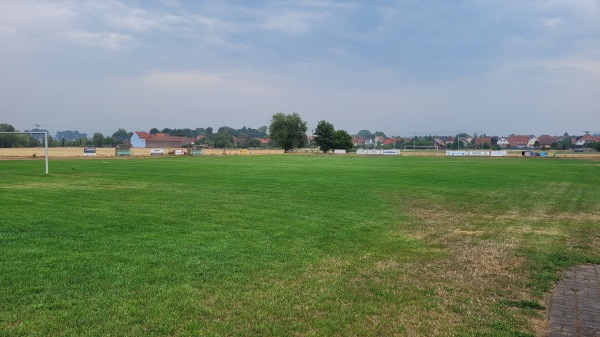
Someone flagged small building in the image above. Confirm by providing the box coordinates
[352,137,366,146]
[474,137,492,148]
[537,135,559,148]
[434,138,444,148]
[383,137,396,145]
[527,136,538,148]
[497,137,509,147]
[130,132,193,148]
[257,138,270,146]
[574,134,600,147]
[507,135,529,149]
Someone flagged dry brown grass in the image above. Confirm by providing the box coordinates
[2,147,599,159]
[371,195,568,335]
[393,191,600,336]
[0,147,285,158]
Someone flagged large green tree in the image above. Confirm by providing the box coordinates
[112,128,133,143]
[248,138,262,148]
[0,123,30,148]
[374,131,387,138]
[0,123,17,148]
[313,120,335,153]
[92,133,105,147]
[268,112,307,152]
[213,130,233,148]
[356,130,373,139]
[333,130,353,152]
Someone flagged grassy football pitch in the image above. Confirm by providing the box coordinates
[1,155,599,336]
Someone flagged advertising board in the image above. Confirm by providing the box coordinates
[465,151,489,156]
[446,151,465,156]
[357,149,400,155]
[150,149,164,156]
[83,147,97,156]
[523,151,554,157]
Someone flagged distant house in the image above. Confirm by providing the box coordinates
[507,135,529,149]
[527,136,538,148]
[574,134,600,147]
[257,138,270,146]
[383,137,396,145]
[130,131,150,148]
[113,135,130,145]
[432,138,446,148]
[352,137,366,146]
[537,135,559,148]
[497,137,509,147]
[374,136,385,145]
[130,132,193,148]
[474,137,492,148]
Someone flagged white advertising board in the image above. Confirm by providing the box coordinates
[446,151,465,156]
[174,149,186,156]
[465,151,490,157]
[83,147,97,156]
[357,149,400,155]
[150,149,164,155]
[490,151,507,157]
[334,149,347,154]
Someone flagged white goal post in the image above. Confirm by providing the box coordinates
[0,131,48,175]
[402,145,440,156]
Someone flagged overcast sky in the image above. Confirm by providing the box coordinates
[1,0,598,137]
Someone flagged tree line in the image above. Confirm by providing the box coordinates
[3,119,600,152]
[0,123,271,149]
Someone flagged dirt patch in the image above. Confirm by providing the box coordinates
[387,197,546,334]
[0,147,285,158]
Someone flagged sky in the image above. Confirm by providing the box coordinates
[1,0,599,137]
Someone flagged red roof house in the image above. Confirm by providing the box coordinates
[507,135,529,148]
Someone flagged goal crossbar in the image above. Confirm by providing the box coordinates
[0,131,49,175]
[402,145,439,156]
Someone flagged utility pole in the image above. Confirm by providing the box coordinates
[34,124,42,146]
[583,131,590,148]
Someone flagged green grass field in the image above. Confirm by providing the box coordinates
[1,155,599,336]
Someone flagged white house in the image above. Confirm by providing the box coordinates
[130,131,150,148]
[497,137,510,147]
[575,134,600,146]
[528,136,538,147]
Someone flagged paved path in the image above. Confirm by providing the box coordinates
[546,264,600,336]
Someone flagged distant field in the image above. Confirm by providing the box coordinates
[0,147,286,157]
[1,156,599,336]
[1,146,598,158]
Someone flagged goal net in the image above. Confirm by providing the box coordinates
[189,145,203,156]
[402,145,440,156]
[115,144,132,156]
